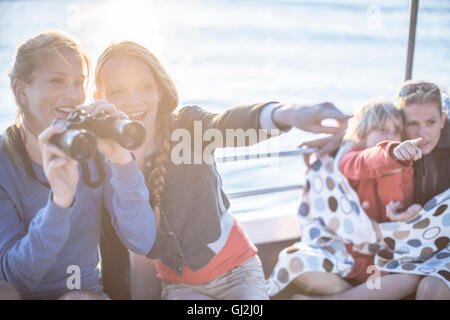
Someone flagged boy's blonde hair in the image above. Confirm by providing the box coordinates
[344,100,403,145]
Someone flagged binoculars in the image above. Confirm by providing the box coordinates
[50,109,146,188]
[50,109,146,161]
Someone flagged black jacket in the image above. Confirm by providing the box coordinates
[413,118,450,205]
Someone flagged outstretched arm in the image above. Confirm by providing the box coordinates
[174,101,350,150]
[272,102,350,135]
[339,141,413,180]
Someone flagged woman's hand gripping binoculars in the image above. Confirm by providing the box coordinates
[49,100,146,187]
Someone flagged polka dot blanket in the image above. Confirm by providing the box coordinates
[266,147,450,296]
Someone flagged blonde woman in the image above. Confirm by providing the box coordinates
[0,31,156,300]
[395,80,449,300]
[93,41,350,300]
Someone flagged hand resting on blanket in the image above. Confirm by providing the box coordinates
[371,202,422,241]
[385,201,422,222]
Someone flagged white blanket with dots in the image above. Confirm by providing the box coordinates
[266,150,450,297]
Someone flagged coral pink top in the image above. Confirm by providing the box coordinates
[339,140,414,223]
[154,217,257,284]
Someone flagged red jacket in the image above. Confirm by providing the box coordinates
[339,141,414,223]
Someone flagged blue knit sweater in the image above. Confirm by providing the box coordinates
[0,136,156,299]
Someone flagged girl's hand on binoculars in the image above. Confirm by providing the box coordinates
[77,100,133,165]
[39,125,79,208]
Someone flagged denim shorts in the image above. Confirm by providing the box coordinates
[161,255,269,300]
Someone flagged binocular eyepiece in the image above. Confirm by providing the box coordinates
[50,109,146,161]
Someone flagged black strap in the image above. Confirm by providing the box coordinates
[80,150,106,189]
[15,131,51,189]
[12,126,105,189]
[22,140,105,189]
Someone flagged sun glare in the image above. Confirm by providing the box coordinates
[96,0,166,53]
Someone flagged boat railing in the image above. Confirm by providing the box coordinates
[215,149,308,199]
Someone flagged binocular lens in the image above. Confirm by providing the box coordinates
[71,131,97,161]
[118,122,146,150]
[51,129,97,161]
